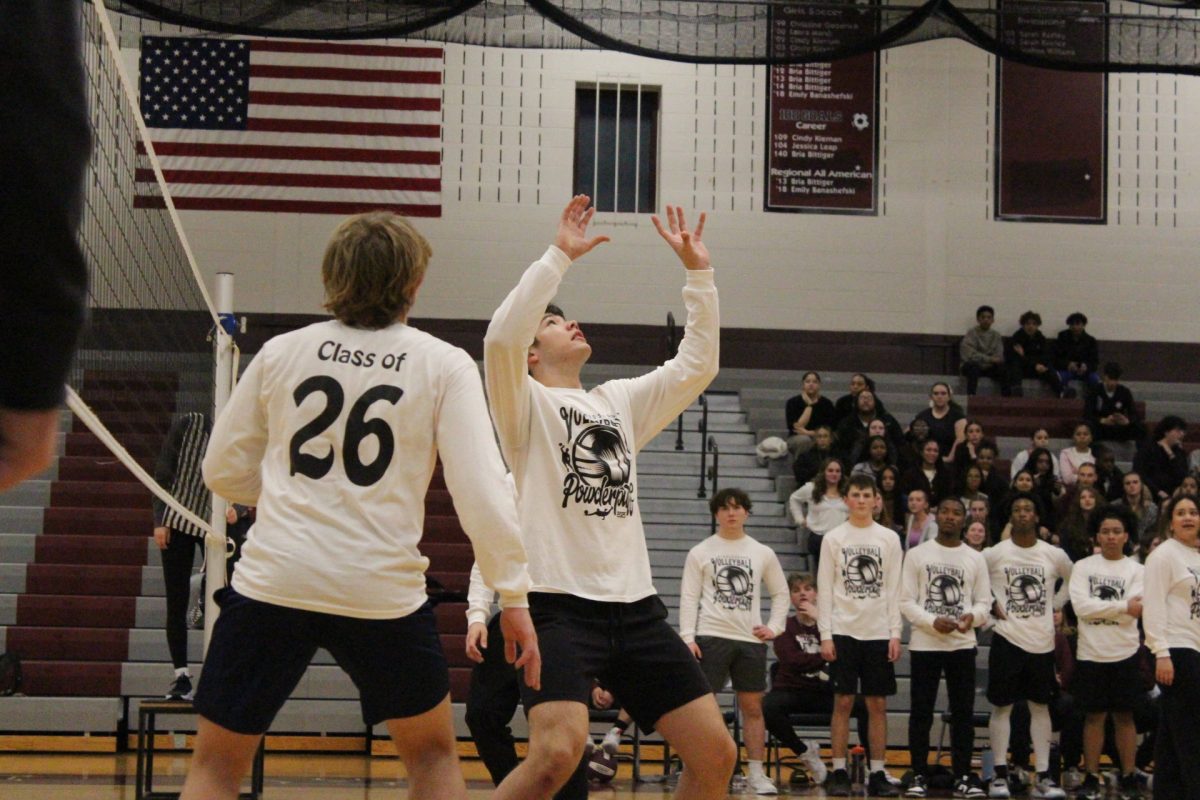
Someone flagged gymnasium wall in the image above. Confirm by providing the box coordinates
[124,37,1200,350]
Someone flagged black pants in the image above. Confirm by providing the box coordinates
[1007,359,1062,396]
[908,649,977,778]
[762,686,870,759]
[961,362,1010,396]
[1154,648,1200,799]
[161,528,245,670]
[464,614,588,799]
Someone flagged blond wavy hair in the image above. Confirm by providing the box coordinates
[321,211,431,328]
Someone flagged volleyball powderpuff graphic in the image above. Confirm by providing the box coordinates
[1094,584,1124,601]
[715,565,752,597]
[571,424,631,487]
[846,554,882,588]
[928,574,963,607]
[1007,574,1044,605]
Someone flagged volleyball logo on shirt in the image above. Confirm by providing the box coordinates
[924,563,965,618]
[841,545,883,599]
[1189,567,1200,620]
[1003,565,1046,619]
[558,407,634,518]
[712,557,754,611]
[1086,575,1125,626]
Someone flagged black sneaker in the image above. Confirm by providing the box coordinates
[870,769,900,797]
[166,673,193,701]
[1117,772,1145,800]
[1077,772,1103,800]
[955,773,987,798]
[905,773,928,797]
[826,768,852,797]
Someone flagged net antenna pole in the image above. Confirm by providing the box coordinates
[206,273,237,652]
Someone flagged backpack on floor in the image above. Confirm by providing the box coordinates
[0,652,22,696]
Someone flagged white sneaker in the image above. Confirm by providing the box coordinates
[798,739,827,784]
[988,775,1011,798]
[1030,772,1066,799]
[600,730,621,755]
[747,772,778,795]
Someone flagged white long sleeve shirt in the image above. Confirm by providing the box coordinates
[788,483,849,532]
[1068,554,1144,663]
[983,538,1073,654]
[484,246,719,602]
[817,519,904,641]
[1143,537,1200,657]
[202,320,532,619]
[901,540,992,652]
[678,533,790,644]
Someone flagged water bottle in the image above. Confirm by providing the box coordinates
[849,745,866,790]
[981,748,996,781]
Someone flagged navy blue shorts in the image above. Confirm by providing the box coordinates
[829,635,897,697]
[193,587,449,735]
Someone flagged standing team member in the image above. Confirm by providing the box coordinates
[183,211,539,800]
[983,495,1073,799]
[679,487,791,795]
[484,197,735,800]
[1142,494,1200,799]
[818,473,904,797]
[900,497,992,798]
[1067,507,1146,800]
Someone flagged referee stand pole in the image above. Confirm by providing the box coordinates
[205,272,237,653]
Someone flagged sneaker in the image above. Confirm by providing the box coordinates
[1117,772,1145,800]
[1061,767,1084,791]
[988,775,1011,798]
[826,768,852,797]
[955,773,987,798]
[798,739,827,785]
[1030,771,1066,799]
[905,773,928,797]
[788,768,810,786]
[1076,772,1103,800]
[165,673,193,701]
[869,770,900,797]
[600,729,621,755]
[747,772,778,795]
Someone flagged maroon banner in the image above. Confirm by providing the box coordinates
[996,1,1107,222]
[765,5,879,214]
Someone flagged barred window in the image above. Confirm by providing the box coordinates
[573,84,659,213]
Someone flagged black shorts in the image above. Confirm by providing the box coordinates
[520,592,713,731]
[695,636,768,693]
[193,587,449,735]
[829,635,896,697]
[1071,654,1143,713]
[986,633,1056,707]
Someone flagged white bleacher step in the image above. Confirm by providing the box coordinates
[645,524,797,546]
[639,510,792,528]
[641,498,784,516]
[639,452,759,469]
[0,480,51,507]
[0,533,37,564]
[640,474,776,493]
[0,696,121,733]
[641,489,778,506]
[649,431,757,449]
[0,564,26,593]
[0,506,44,535]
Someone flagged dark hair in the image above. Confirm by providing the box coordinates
[802,370,821,384]
[1153,415,1188,441]
[1019,310,1042,326]
[812,458,848,499]
[1076,461,1098,475]
[1091,505,1137,540]
[862,435,890,463]
[907,486,930,505]
[544,303,565,318]
[938,496,967,514]
[1102,362,1122,380]
[878,464,900,493]
[1164,493,1200,539]
[1066,311,1088,326]
[709,487,752,516]
[787,572,816,591]
[1007,491,1045,522]
[846,473,878,495]
[852,373,877,393]
[976,305,995,319]
[976,439,998,458]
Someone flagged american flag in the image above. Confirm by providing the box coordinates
[136,36,442,217]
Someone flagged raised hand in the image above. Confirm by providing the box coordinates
[554,194,610,261]
[651,205,710,271]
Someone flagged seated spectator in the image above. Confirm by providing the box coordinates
[968,496,991,530]
[1166,474,1200,507]
[1190,447,1200,478]
[1007,310,1063,397]
[793,425,836,487]
[947,419,986,471]
[878,465,903,536]
[851,435,893,483]
[1057,486,1105,562]
[1054,312,1100,398]
[1010,459,1063,535]
[1133,415,1189,503]
[848,419,896,467]
[964,520,990,550]
[832,373,886,429]
[975,440,1009,502]
[1057,462,1101,522]
[1059,422,1096,488]
[1109,471,1159,559]
[911,381,967,457]
[785,371,838,458]
[1010,428,1061,480]
[1084,362,1142,443]
[898,417,932,472]
[833,389,903,462]
[902,487,938,549]
[900,439,956,507]
[960,465,989,509]
[960,305,1011,396]
[1091,445,1125,502]
[788,458,849,572]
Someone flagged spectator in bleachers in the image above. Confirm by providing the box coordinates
[900,497,992,799]
[1091,445,1124,502]
[1083,362,1142,443]
[1190,447,1200,478]
[1167,475,1200,509]
[1010,428,1061,480]
[1067,506,1146,800]
[1028,450,1066,529]
[789,458,850,573]
[911,381,966,457]
[835,389,904,464]
[960,465,989,510]
[967,497,994,541]
[965,520,990,551]
[878,466,904,536]
[975,441,1010,503]
[899,417,933,473]
[1059,422,1096,488]
[832,373,886,429]
[785,371,838,458]
[996,471,1056,545]
[1007,311,1063,398]
[1054,313,1100,399]
[1141,494,1200,799]
[946,419,985,468]
[848,419,895,467]
[1110,472,1159,560]
[901,439,956,509]
[679,487,791,796]
[852,435,894,484]
[793,425,836,488]
[817,474,904,797]
[903,487,938,551]
[1057,487,1106,563]
[1056,461,1100,522]
[1134,416,1190,503]
[960,305,1012,397]
[984,494,1074,799]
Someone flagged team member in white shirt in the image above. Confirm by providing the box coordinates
[1067,506,1146,800]
[484,196,733,800]
[818,473,904,797]
[900,497,992,799]
[1142,494,1200,799]
[679,487,790,795]
[183,212,539,800]
[983,494,1072,799]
